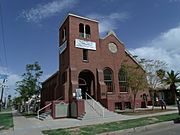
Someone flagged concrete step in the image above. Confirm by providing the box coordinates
[81,99,120,120]
[35,115,45,121]
[35,110,52,121]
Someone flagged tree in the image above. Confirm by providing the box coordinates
[163,70,180,114]
[16,62,43,112]
[139,59,167,110]
[122,60,148,112]
[5,95,12,108]
[13,96,23,111]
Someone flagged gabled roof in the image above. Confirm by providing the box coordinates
[42,71,59,84]
[100,30,124,46]
[68,13,98,22]
[101,30,145,71]
[125,49,146,72]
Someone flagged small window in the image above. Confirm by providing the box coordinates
[85,25,91,38]
[61,53,64,66]
[125,102,131,109]
[118,68,128,92]
[83,49,88,61]
[62,27,66,42]
[79,23,91,38]
[79,23,84,38]
[115,102,122,110]
[62,71,67,84]
[103,68,113,92]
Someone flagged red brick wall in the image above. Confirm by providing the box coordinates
[42,14,151,113]
[41,72,58,108]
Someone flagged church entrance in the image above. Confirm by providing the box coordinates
[78,70,95,99]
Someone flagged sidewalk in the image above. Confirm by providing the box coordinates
[0,106,178,135]
[12,110,43,135]
[0,110,43,135]
[38,110,178,131]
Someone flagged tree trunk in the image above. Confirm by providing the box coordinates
[170,84,180,115]
[152,99,155,110]
[151,91,155,110]
[133,94,137,112]
[144,97,148,108]
[170,84,176,103]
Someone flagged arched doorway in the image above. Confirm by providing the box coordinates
[78,70,95,99]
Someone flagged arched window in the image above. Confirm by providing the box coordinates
[118,68,128,92]
[103,68,113,92]
[62,27,66,42]
[79,23,84,38]
[79,23,91,38]
[62,71,67,84]
[85,25,91,38]
[83,49,88,61]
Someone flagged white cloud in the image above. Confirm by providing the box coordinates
[169,0,180,3]
[0,66,7,73]
[87,12,130,34]
[0,67,21,97]
[21,0,77,23]
[6,74,21,87]
[6,74,21,96]
[130,25,180,72]
[0,66,51,97]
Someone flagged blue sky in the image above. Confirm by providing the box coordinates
[1,0,180,97]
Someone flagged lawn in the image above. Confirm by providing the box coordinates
[42,113,180,135]
[1,107,12,112]
[0,113,13,130]
[117,108,176,115]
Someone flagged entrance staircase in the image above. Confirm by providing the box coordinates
[78,93,120,120]
[35,110,52,121]
[36,96,63,120]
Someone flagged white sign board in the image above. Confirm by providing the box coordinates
[75,39,96,50]
[59,40,67,54]
[76,88,82,100]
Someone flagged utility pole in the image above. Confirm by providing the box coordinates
[0,79,5,111]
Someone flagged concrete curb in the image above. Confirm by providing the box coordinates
[99,121,174,135]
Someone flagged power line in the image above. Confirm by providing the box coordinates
[0,55,3,68]
[0,3,3,68]
[0,1,8,73]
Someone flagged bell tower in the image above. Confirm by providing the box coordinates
[58,14,100,102]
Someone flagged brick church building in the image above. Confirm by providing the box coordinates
[41,14,151,118]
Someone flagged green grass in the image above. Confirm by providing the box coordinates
[1,107,12,112]
[0,113,13,130]
[42,113,180,135]
[117,108,176,115]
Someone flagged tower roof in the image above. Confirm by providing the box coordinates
[68,13,98,23]
[59,13,98,28]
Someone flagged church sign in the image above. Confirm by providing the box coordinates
[59,40,67,54]
[75,39,96,50]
